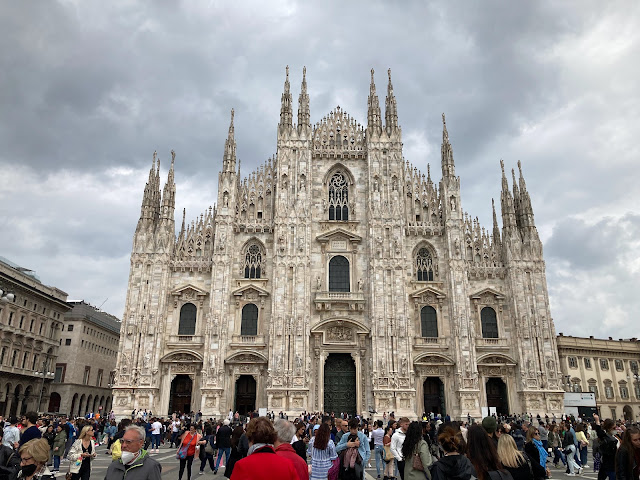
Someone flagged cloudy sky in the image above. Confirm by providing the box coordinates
[1,1,638,339]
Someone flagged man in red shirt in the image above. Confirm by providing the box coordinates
[274,419,309,480]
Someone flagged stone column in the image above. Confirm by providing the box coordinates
[4,395,13,417]
[15,395,24,416]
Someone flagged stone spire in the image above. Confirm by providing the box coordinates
[511,167,522,229]
[492,198,501,245]
[297,66,310,133]
[517,161,536,228]
[279,65,293,134]
[178,208,186,240]
[223,109,237,173]
[441,113,456,178]
[367,68,382,136]
[500,160,517,233]
[161,150,176,222]
[385,68,398,135]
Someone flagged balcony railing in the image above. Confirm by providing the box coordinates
[230,335,267,347]
[476,337,509,348]
[314,291,365,311]
[166,335,204,347]
[413,337,448,349]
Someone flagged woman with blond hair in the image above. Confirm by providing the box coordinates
[67,425,97,480]
[18,438,56,480]
[497,434,535,480]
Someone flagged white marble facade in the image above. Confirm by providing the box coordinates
[112,67,564,420]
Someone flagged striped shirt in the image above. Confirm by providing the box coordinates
[308,437,337,480]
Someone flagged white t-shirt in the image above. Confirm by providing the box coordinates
[171,421,180,433]
[151,421,162,435]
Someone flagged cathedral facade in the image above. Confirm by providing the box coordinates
[112,67,564,420]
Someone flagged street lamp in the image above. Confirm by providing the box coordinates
[0,286,15,303]
[36,358,51,412]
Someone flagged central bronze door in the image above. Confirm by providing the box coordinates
[168,374,192,415]
[324,353,356,415]
[235,375,256,415]
[486,377,509,415]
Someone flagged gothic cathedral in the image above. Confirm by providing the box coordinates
[112,67,564,419]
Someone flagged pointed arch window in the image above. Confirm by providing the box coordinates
[421,306,438,338]
[329,255,350,292]
[241,304,258,336]
[244,244,263,279]
[178,303,197,335]
[328,172,349,221]
[416,248,434,281]
[481,307,498,338]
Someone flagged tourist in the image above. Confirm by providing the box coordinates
[3,417,20,449]
[224,425,247,478]
[229,417,297,480]
[562,422,582,476]
[308,423,338,480]
[51,424,66,472]
[291,421,308,460]
[150,417,163,453]
[401,421,433,480]
[523,426,550,479]
[466,424,511,480]
[547,424,566,469]
[575,423,589,468]
[197,424,216,475]
[336,418,371,480]
[213,419,233,474]
[371,420,386,479]
[18,438,55,480]
[538,421,549,451]
[382,426,395,480]
[20,413,42,447]
[481,416,498,447]
[177,424,201,480]
[429,426,476,480]
[593,414,620,480]
[497,434,534,480]
[390,417,409,480]
[615,426,640,480]
[42,425,55,462]
[274,419,309,480]
[67,425,97,480]
[104,425,162,480]
[0,428,20,479]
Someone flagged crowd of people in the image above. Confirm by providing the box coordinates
[0,410,639,480]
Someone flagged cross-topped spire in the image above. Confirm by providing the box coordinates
[223,109,237,173]
[279,65,293,133]
[441,113,456,177]
[297,66,310,133]
[367,68,382,136]
[385,68,398,134]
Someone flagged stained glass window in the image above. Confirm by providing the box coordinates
[328,172,349,221]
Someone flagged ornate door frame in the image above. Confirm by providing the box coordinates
[158,351,203,415]
[224,352,268,414]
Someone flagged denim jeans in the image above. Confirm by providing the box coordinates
[151,433,161,449]
[215,447,231,470]
[53,455,61,470]
[374,445,385,476]
[552,447,566,465]
[565,445,580,474]
[579,444,588,465]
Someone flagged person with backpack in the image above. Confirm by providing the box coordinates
[197,424,216,474]
[562,422,582,476]
[429,426,476,480]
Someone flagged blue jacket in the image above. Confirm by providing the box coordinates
[335,430,370,464]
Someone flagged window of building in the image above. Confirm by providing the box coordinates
[83,366,90,385]
[634,384,640,399]
[0,347,6,365]
[39,323,43,335]
[8,312,13,325]
[65,339,71,346]
[10,350,17,367]
[588,385,599,399]
[328,171,349,221]
[328,255,350,292]
[620,386,629,399]
[605,385,614,399]
[67,324,74,332]
[240,304,258,336]
[29,319,34,332]
[481,307,498,339]
[615,359,624,371]
[600,359,609,370]
[33,303,37,312]
[244,244,263,279]
[32,355,38,370]
[571,381,582,393]
[54,365,65,383]
[416,248,434,281]
[21,352,28,369]
[420,306,438,338]
[584,358,592,369]
[631,360,639,372]
[97,369,103,387]
[568,357,578,368]
[19,315,24,329]
[178,303,197,335]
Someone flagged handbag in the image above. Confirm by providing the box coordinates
[412,451,425,471]
[177,433,197,460]
[204,435,215,455]
[383,444,394,462]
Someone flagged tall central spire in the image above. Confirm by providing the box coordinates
[297,66,310,133]
[223,109,237,173]
[385,68,398,134]
[441,113,456,178]
[279,65,293,134]
[367,69,382,136]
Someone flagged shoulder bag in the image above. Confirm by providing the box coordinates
[177,434,197,460]
[204,435,215,455]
